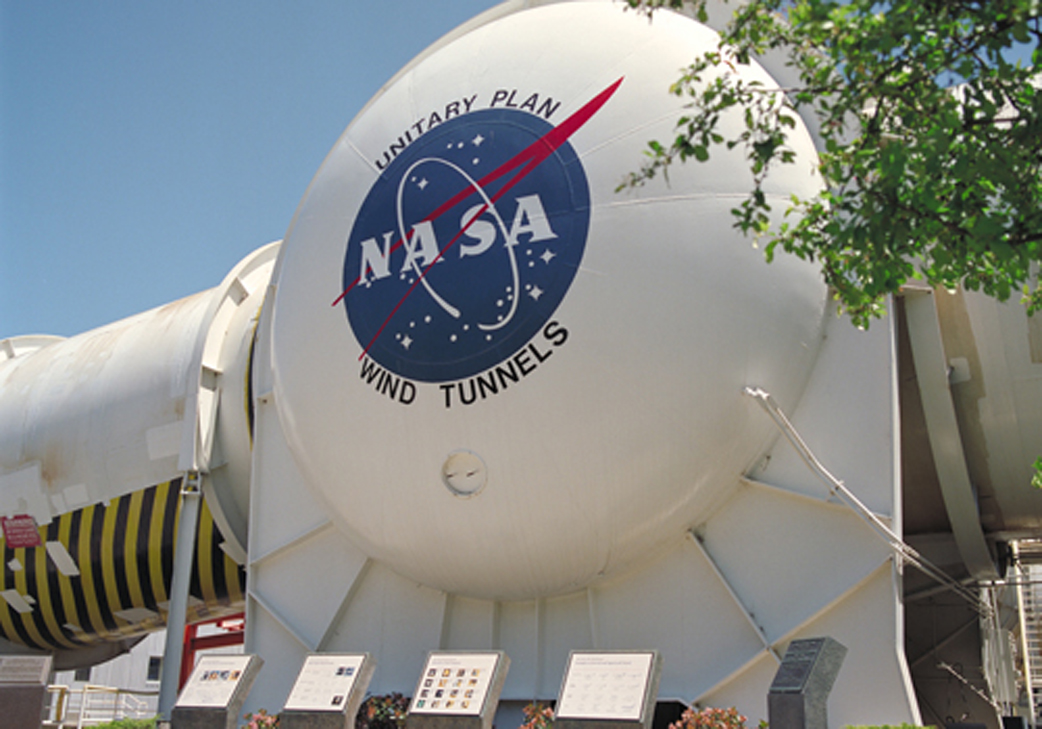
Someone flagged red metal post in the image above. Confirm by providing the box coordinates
[178,613,246,690]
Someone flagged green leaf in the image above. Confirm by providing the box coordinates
[618,0,1042,330]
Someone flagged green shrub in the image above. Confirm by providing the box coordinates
[356,693,409,729]
[90,719,157,729]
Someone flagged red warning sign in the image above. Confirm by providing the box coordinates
[1,515,42,549]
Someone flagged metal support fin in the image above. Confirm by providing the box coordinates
[686,530,780,662]
[903,290,998,580]
[743,385,987,614]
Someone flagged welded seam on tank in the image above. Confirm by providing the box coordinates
[601,192,793,208]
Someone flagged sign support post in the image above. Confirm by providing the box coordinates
[159,472,204,720]
[0,655,52,729]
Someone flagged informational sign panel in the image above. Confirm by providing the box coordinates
[556,651,657,722]
[409,652,502,716]
[0,516,42,549]
[769,638,826,693]
[176,655,255,708]
[284,653,369,712]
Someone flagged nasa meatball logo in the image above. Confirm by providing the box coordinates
[335,79,621,404]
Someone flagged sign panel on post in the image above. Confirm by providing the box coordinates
[405,651,510,729]
[176,655,254,708]
[172,654,263,729]
[553,650,662,729]
[556,651,656,721]
[279,653,377,729]
[409,652,501,716]
[284,653,368,712]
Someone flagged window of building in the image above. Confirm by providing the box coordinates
[147,655,162,682]
[74,666,91,683]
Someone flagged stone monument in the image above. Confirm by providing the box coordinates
[768,637,847,729]
[0,654,52,729]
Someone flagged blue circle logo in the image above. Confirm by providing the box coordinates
[341,107,592,383]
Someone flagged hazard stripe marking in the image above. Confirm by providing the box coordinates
[0,479,246,650]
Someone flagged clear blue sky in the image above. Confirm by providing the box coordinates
[1,0,500,338]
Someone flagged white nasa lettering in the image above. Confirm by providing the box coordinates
[400,221,442,272]
[507,194,557,246]
[358,222,444,284]
[359,231,395,283]
[459,194,556,259]
[362,194,558,281]
[458,205,496,259]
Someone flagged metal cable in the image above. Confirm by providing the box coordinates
[743,386,987,615]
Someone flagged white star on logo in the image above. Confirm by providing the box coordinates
[540,249,557,264]
[401,335,413,350]
[417,178,428,190]
[529,286,544,301]
[472,134,485,146]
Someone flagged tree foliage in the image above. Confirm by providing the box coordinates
[623,0,1042,326]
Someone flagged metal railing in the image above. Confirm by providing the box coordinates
[45,684,158,728]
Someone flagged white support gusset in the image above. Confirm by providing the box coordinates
[250,589,316,651]
[739,475,893,525]
[686,530,780,662]
[688,560,895,708]
[317,559,373,652]
[743,385,986,612]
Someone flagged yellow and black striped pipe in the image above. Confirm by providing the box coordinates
[0,478,245,651]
